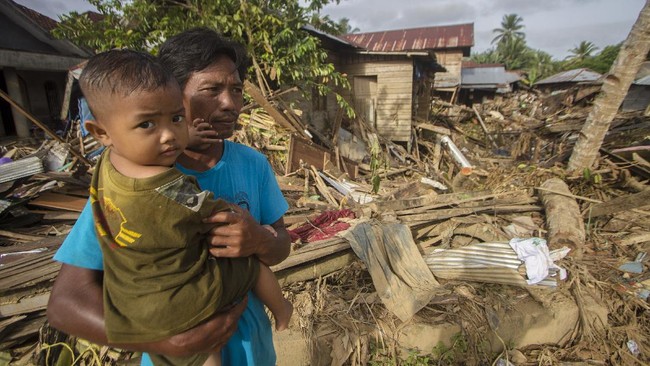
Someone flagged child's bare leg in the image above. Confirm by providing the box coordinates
[255,264,293,331]
[203,353,221,366]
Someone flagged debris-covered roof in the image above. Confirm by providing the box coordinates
[535,68,603,85]
[342,23,474,52]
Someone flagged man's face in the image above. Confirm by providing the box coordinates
[183,55,244,150]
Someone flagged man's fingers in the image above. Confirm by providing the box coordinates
[203,210,240,224]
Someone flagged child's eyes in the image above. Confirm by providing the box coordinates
[137,121,155,129]
[172,115,185,123]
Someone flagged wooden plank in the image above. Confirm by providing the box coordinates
[415,124,452,135]
[589,189,650,217]
[244,80,300,133]
[275,250,356,287]
[399,205,543,223]
[0,293,49,317]
[28,191,87,212]
[0,236,63,255]
[286,135,358,179]
[271,238,351,272]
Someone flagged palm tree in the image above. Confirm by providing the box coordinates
[566,41,599,64]
[492,14,525,45]
[497,36,531,70]
[568,1,650,171]
[525,50,557,85]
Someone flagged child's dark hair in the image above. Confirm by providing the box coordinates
[79,49,176,117]
[158,27,250,88]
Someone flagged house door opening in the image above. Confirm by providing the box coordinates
[353,75,377,128]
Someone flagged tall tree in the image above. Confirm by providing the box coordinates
[54,0,350,104]
[565,40,599,65]
[491,14,525,45]
[568,0,650,171]
[497,36,532,70]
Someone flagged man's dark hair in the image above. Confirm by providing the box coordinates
[158,27,250,88]
[79,49,176,119]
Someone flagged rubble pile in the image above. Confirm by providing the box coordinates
[1,85,649,365]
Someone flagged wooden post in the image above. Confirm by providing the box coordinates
[0,89,92,167]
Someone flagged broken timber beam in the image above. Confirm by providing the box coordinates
[588,189,650,218]
[0,89,92,167]
[244,80,306,136]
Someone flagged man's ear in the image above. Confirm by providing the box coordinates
[84,120,112,147]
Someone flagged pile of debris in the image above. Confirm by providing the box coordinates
[1,83,649,365]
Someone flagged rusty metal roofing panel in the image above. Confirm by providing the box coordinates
[344,23,474,52]
[12,0,58,31]
[535,68,603,85]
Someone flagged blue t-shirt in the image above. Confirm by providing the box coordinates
[54,141,289,366]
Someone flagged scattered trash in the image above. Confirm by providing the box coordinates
[618,252,647,274]
[627,339,640,357]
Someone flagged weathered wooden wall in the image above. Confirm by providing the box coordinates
[432,50,463,89]
[337,56,414,142]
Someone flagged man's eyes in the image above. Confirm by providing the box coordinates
[172,115,185,123]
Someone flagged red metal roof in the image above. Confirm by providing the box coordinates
[343,23,474,52]
[12,0,58,31]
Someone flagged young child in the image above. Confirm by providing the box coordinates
[80,49,292,366]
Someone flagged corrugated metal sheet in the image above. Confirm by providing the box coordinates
[634,74,650,85]
[461,65,520,89]
[343,23,474,52]
[535,68,602,85]
[0,156,44,184]
[12,0,58,31]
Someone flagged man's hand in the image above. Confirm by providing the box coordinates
[47,264,248,357]
[166,297,248,355]
[203,205,291,266]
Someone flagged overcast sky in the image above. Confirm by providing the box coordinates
[15,0,647,60]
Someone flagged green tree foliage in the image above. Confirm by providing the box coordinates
[472,13,622,86]
[572,43,622,74]
[310,14,359,35]
[491,13,525,46]
[565,40,599,65]
[54,0,351,110]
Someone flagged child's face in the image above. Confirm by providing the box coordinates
[97,82,188,168]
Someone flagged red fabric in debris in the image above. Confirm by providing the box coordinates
[288,209,356,243]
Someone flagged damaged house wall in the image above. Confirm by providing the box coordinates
[303,23,472,143]
[0,0,90,138]
[337,53,416,142]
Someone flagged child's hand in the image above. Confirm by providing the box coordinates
[187,118,219,148]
